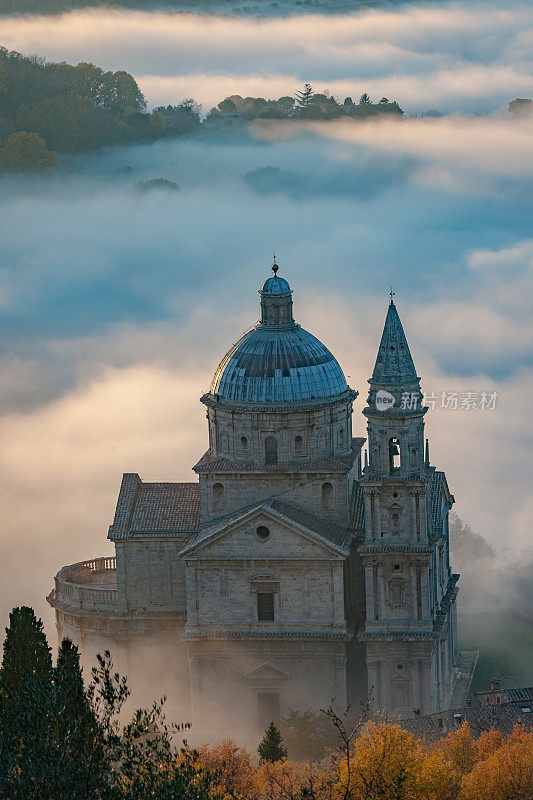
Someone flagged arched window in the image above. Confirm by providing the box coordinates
[389,438,401,472]
[294,435,303,454]
[265,436,278,466]
[213,482,225,511]
[338,428,344,446]
[322,482,334,510]
[240,436,248,452]
[410,447,417,467]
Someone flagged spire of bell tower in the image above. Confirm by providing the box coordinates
[371,298,418,386]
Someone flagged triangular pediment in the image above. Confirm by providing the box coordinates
[245,662,289,681]
[179,502,348,558]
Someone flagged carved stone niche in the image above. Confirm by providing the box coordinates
[388,575,408,608]
[387,503,403,533]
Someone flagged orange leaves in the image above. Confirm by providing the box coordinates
[459,723,533,800]
[335,721,430,800]
[165,723,533,800]
[196,738,258,799]
[439,720,477,778]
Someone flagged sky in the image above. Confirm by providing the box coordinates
[0,0,532,641]
[2,1,533,113]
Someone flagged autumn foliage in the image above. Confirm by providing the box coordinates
[189,720,533,800]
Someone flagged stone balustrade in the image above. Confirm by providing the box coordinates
[49,556,118,612]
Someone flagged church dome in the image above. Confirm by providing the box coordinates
[209,266,348,404]
[261,274,291,295]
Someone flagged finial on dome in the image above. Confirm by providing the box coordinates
[272,253,279,275]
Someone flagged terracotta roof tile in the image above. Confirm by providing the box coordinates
[193,449,358,473]
[108,474,199,539]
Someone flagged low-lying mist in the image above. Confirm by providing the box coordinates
[0,111,532,671]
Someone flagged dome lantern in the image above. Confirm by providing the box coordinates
[260,259,294,326]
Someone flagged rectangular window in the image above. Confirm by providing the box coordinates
[257,592,275,621]
[257,692,280,730]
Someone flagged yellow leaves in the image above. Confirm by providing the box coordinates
[439,720,477,777]
[413,748,455,800]
[459,723,533,800]
[196,738,258,799]
[109,721,533,800]
[335,721,421,800]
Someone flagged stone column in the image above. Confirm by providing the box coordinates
[375,495,382,538]
[365,564,374,624]
[377,566,385,621]
[420,493,428,541]
[364,492,372,540]
[409,564,417,620]
[410,493,417,543]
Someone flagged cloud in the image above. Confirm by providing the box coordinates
[293,115,533,179]
[2,2,533,112]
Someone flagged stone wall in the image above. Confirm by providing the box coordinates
[185,636,349,746]
[184,512,347,633]
[206,402,353,465]
[116,539,189,613]
[199,469,354,526]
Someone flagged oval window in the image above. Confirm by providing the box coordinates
[256,525,270,540]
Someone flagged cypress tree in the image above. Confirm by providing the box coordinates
[0,605,52,694]
[53,638,102,799]
[258,721,288,763]
[0,607,54,800]
[295,83,315,107]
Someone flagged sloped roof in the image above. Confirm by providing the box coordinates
[428,470,453,539]
[108,473,199,539]
[350,481,366,534]
[194,449,359,473]
[268,498,349,548]
[507,687,533,702]
[401,701,533,740]
[371,300,418,385]
[180,497,350,556]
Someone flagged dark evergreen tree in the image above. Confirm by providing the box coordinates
[258,721,288,763]
[0,607,54,800]
[0,606,52,694]
[295,82,315,107]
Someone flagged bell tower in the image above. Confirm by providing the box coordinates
[358,296,460,717]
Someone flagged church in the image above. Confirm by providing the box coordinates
[48,264,466,744]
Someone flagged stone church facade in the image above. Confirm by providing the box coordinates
[48,266,464,743]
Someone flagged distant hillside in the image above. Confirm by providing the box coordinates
[0,48,201,168]
[0,0,417,17]
[0,49,404,171]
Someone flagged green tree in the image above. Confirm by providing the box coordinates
[258,721,287,763]
[0,607,54,800]
[0,130,57,172]
[508,98,533,116]
[217,97,238,114]
[295,82,315,107]
[279,708,336,761]
[0,606,52,694]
